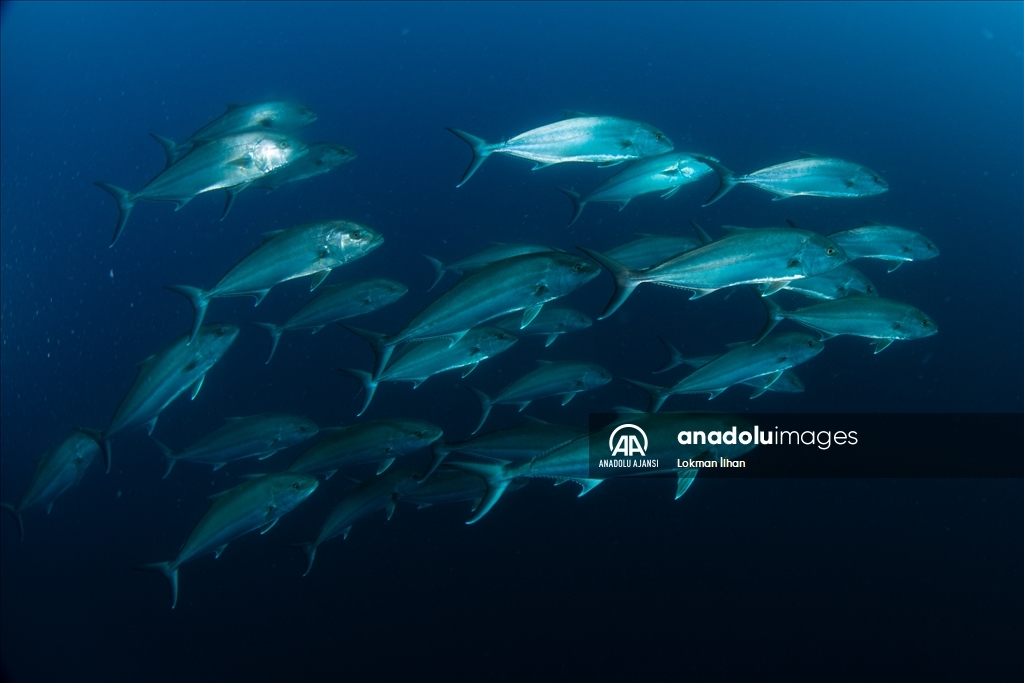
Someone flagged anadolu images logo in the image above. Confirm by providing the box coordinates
[609,424,648,457]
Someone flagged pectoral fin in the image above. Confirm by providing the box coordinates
[461,363,479,378]
[214,544,228,559]
[522,304,543,329]
[190,374,206,400]
[260,518,278,535]
[561,392,578,406]
[376,457,396,475]
[310,270,330,290]
[887,261,903,272]
[873,339,893,354]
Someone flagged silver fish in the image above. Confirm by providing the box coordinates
[96,131,308,245]
[653,337,805,396]
[398,469,529,510]
[755,264,877,300]
[151,414,319,478]
[286,419,443,478]
[828,222,939,272]
[759,296,938,354]
[626,332,825,411]
[1,430,101,539]
[604,233,702,269]
[167,220,383,343]
[580,223,848,319]
[469,360,612,434]
[292,467,421,576]
[699,153,889,206]
[343,326,518,416]
[447,114,674,186]
[136,472,319,608]
[358,252,600,381]
[254,278,407,363]
[559,152,714,225]
[493,307,592,347]
[422,243,557,291]
[93,324,239,470]
[150,101,316,167]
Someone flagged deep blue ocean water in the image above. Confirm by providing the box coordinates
[1,2,1022,681]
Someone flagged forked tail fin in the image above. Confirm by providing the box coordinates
[445,128,495,187]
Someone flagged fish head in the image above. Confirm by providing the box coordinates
[777,332,827,365]
[475,327,519,355]
[369,279,409,307]
[248,133,308,173]
[582,364,614,389]
[316,143,358,168]
[905,233,940,260]
[851,165,889,195]
[843,268,878,297]
[545,253,602,296]
[271,473,320,510]
[325,221,385,262]
[775,371,806,393]
[632,124,675,157]
[194,323,241,358]
[248,101,318,129]
[400,420,444,448]
[797,234,849,277]
[893,308,938,340]
[290,417,320,442]
[565,311,594,332]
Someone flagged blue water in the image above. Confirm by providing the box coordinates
[1,2,1022,681]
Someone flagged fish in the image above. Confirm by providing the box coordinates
[96,131,308,245]
[698,153,889,206]
[136,472,319,608]
[654,337,806,396]
[579,223,848,319]
[253,278,407,363]
[1,430,102,540]
[149,101,317,168]
[758,296,938,353]
[397,469,529,511]
[151,414,319,479]
[221,142,357,219]
[558,152,715,225]
[449,412,755,523]
[446,114,674,186]
[286,419,443,478]
[604,233,703,269]
[424,417,585,481]
[85,324,239,471]
[625,332,825,411]
[422,243,557,291]
[357,251,600,381]
[342,326,518,416]
[493,307,592,347]
[827,221,939,272]
[754,264,877,300]
[167,220,383,343]
[291,467,421,576]
[469,360,612,434]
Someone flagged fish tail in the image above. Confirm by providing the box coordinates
[341,325,394,382]
[755,296,785,344]
[557,188,587,226]
[468,387,494,435]
[445,461,511,524]
[694,155,739,206]
[676,468,699,500]
[575,247,643,320]
[653,336,686,374]
[623,378,671,413]
[290,542,317,577]
[421,254,447,291]
[338,368,378,417]
[1,503,24,541]
[72,427,109,473]
[149,436,177,479]
[148,132,187,169]
[165,285,211,345]
[445,127,494,187]
[135,561,179,609]
[94,182,137,247]
[251,322,284,364]
[418,441,452,483]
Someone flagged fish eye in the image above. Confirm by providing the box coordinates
[779,356,789,362]
[292,482,301,490]
[893,323,902,330]
[921,320,930,326]
[572,262,584,273]
[351,230,363,240]
[826,247,835,255]
[214,328,225,337]
[866,285,874,292]
[806,341,815,348]
[655,133,664,141]
[280,141,289,148]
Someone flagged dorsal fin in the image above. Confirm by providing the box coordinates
[262,230,286,243]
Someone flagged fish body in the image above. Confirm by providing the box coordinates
[100,324,239,468]
[493,307,592,347]
[627,332,824,411]
[604,233,702,269]
[470,361,612,433]
[828,223,939,270]
[399,469,529,508]
[137,472,319,608]
[654,337,806,396]
[344,326,518,416]
[96,131,308,245]
[1,431,101,539]
[759,296,937,353]
[447,115,674,186]
[168,221,383,343]
[580,226,847,318]
[153,414,319,478]
[699,154,889,205]
[255,278,407,363]
[287,419,442,477]
[422,243,556,291]
[560,152,714,225]
[756,264,876,300]
[364,252,600,380]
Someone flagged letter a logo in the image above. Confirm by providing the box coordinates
[608,424,648,457]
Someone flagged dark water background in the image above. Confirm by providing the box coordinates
[1,2,1022,681]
